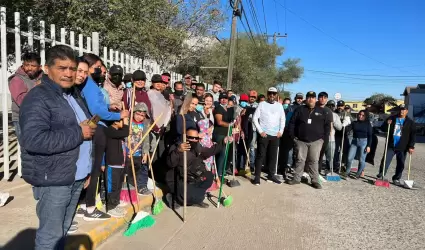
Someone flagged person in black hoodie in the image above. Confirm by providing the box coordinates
[378,104,416,184]
[104,117,129,218]
[165,128,232,208]
[344,110,372,179]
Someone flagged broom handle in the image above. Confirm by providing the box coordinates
[232,132,236,180]
[148,138,161,200]
[131,113,163,154]
[130,154,139,209]
[275,146,279,174]
[182,114,187,222]
[241,137,250,170]
[217,124,232,209]
[339,124,346,173]
[382,122,391,179]
[127,85,136,150]
[407,153,411,180]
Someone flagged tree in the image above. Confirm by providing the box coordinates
[3,0,224,66]
[173,34,303,94]
[363,93,397,113]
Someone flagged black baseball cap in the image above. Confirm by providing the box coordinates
[306,91,316,98]
[318,92,328,98]
[123,73,133,82]
[344,105,351,110]
[109,65,123,75]
[399,104,407,110]
[151,74,163,83]
[219,93,228,100]
[295,92,303,99]
[133,70,146,81]
[337,100,345,107]
[327,100,336,106]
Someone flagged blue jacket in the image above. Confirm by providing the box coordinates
[19,75,89,186]
[80,77,120,124]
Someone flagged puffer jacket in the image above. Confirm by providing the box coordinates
[19,75,87,187]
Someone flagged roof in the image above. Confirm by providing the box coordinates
[402,86,416,96]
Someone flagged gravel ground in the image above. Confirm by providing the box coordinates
[99,136,425,250]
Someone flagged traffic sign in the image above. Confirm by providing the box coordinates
[334,93,342,100]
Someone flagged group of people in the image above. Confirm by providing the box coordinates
[3,45,417,249]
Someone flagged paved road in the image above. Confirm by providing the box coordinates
[99,137,425,250]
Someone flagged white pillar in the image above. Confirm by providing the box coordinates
[78,34,83,56]
[14,12,21,67]
[50,24,56,46]
[103,47,108,66]
[92,32,99,55]
[1,7,10,180]
[87,37,91,52]
[60,28,65,45]
[28,16,33,50]
[40,21,45,66]
[70,31,75,50]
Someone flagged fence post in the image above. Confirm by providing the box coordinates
[28,16,33,50]
[60,28,65,45]
[87,37,91,53]
[92,32,99,55]
[115,51,119,65]
[130,56,134,72]
[125,54,129,73]
[14,12,21,67]
[40,21,45,66]
[70,31,75,50]
[1,7,10,181]
[103,47,108,67]
[109,49,114,67]
[78,34,83,56]
[50,24,56,46]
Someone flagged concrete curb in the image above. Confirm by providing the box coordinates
[66,189,164,250]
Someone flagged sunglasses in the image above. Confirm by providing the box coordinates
[187,136,199,140]
[267,92,277,96]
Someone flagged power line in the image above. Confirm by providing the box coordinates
[246,0,264,38]
[273,0,280,32]
[274,0,419,76]
[261,0,268,35]
[305,69,425,78]
[240,3,257,44]
[304,72,423,82]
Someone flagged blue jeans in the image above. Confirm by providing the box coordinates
[345,138,368,176]
[249,132,257,170]
[33,180,84,250]
[378,148,406,180]
[325,141,335,171]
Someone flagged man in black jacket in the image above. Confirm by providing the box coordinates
[166,128,232,208]
[378,104,416,184]
[287,91,331,189]
[19,45,95,249]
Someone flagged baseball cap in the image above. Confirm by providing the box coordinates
[318,92,328,98]
[337,100,345,107]
[219,93,228,100]
[306,91,316,98]
[240,93,249,102]
[295,92,303,98]
[327,100,336,106]
[399,104,407,110]
[184,74,192,79]
[267,87,278,93]
[109,65,123,75]
[344,105,351,110]
[161,75,170,84]
[151,74,163,83]
[132,70,146,81]
[123,73,133,83]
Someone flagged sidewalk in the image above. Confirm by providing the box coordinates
[0,178,162,250]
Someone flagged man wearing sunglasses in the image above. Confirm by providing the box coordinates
[252,87,286,185]
[166,128,233,208]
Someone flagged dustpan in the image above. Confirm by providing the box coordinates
[403,154,414,189]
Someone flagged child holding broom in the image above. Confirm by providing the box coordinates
[104,116,129,218]
[125,102,152,196]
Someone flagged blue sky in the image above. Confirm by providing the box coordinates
[218,0,425,101]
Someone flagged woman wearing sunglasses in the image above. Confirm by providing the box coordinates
[344,110,372,179]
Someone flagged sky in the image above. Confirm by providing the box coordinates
[218,0,425,101]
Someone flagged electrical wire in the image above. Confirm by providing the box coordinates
[273,0,280,32]
[261,0,268,35]
[305,69,425,78]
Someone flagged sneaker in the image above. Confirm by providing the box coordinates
[75,207,86,218]
[376,174,382,179]
[71,221,78,227]
[138,187,152,196]
[252,178,260,186]
[0,192,10,207]
[286,180,300,185]
[67,225,78,234]
[83,207,111,221]
[393,179,401,186]
[267,176,282,185]
[192,202,209,208]
[107,207,126,218]
[311,182,322,189]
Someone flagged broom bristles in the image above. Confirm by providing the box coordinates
[123,211,156,237]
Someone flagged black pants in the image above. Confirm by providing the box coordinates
[106,166,125,210]
[236,139,249,171]
[255,135,279,180]
[126,156,149,189]
[85,126,106,207]
[176,171,213,206]
[279,132,294,174]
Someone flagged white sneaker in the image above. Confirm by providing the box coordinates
[107,207,126,218]
[0,192,10,207]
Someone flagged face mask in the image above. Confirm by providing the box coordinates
[126,82,132,88]
[110,74,123,85]
[196,104,204,112]
[283,104,289,109]
[174,90,183,96]
[240,101,247,108]
[189,141,202,154]
[91,68,102,83]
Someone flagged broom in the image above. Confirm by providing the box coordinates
[375,123,391,188]
[121,97,137,203]
[238,136,251,177]
[148,138,164,215]
[217,125,234,208]
[123,113,163,236]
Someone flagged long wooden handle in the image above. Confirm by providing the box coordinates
[382,124,391,178]
[148,138,161,199]
[127,85,136,150]
[130,113,163,154]
[407,153,412,180]
[241,137,250,170]
[182,114,187,222]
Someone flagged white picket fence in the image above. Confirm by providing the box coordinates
[0,6,183,181]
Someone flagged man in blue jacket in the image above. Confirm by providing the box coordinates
[19,45,95,250]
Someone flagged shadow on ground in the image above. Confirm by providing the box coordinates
[1,228,93,250]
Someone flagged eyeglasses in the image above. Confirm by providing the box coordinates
[187,136,199,140]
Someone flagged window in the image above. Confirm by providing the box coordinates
[353,104,358,108]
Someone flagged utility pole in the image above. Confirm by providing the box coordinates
[265,32,287,66]
[226,0,241,90]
